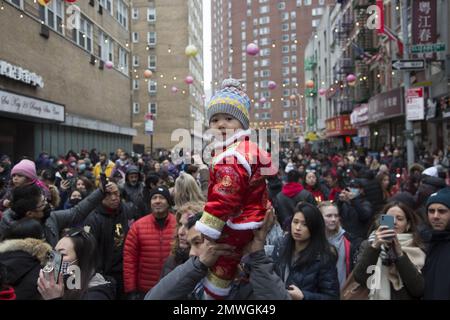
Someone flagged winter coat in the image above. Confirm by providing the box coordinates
[81,274,116,300]
[422,230,450,300]
[93,160,115,187]
[119,167,146,217]
[83,202,140,277]
[123,213,176,293]
[272,236,340,300]
[304,184,329,203]
[0,238,52,299]
[353,240,425,300]
[0,189,104,247]
[145,250,291,300]
[275,182,316,226]
[336,195,374,245]
[197,130,274,238]
[360,178,384,215]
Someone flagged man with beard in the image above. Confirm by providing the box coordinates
[0,182,112,247]
[119,166,145,216]
[123,186,176,300]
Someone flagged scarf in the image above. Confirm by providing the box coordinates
[328,227,347,289]
[368,232,425,300]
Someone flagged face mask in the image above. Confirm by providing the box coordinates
[61,260,78,275]
[310,163,317,169]
[69,198,82,206]
[78,164,86,171]
[349,188,360,198]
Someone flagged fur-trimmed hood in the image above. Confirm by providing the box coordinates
[0,238,52,265]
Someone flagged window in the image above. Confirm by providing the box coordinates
[291,22,296,30]
[262,102,271,109]
[282,67,289,76]
[291,44,297,52]
[259,16,270,24]
[41,0,64,34]
[254,113,259,119]
[283,100,291,108]
[291,66,297,74]
[148,102,157,115]
[253,60,259,67]
[282,45,289,53]
[259,6,269,14]
[148,80,157,94]
[261,48,271,56]
[132,32,139,43]
[312,19,321,27]
[319,0,325,5]
[253,29,258,38]
[282,56,290,64]
[259,27,270,35]
[296,0,302,7]
[291,77,298,84]
[254,71,259,78]
[262,91,270,98]
[132,55,139,67]
[260,80,269,88]
[133,103,140,114]
[100,0,113,15]
[282,34,289,42]
[147,32,157,46]
[99,32,114,63]
[241,31,246,40]
[291,55,297,63]
[116,0,128,29]
[312,8,324,16]
[133,80,139,90]
[282,23,289,31]
[292,111,298,118]
[260,70,271,77]
[283,89,291,96]
[132,8,139,20]
[118,47,128,74]
[73,15,93,52]
[304,0,312,5]
[260,38,270,46]
[261,59,270,67]
[290,11,296,19]
[277,2,285,10]
[261,112,271,120]
[291,33,297,40]
[241,21,246,30]
[148,55,157,70]
[283,111,290,119]
[282,12,289,21]
[253,18,258,26]
[147,8,156,22]
[282,78,290,85]
[7,0,22,9]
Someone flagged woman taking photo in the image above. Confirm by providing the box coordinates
[353,201,425,300]
[37,227,115,300]
[272,202,339,300]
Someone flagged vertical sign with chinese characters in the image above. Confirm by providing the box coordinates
[145,113,154,135]
[412,0,437,58]
[406,87,425,121]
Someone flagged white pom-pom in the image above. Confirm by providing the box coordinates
[222,78,242,90]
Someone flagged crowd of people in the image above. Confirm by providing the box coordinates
[0,80,449,301]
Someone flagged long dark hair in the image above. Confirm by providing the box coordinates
[279,202,336,269]
[60,228,98,300]
[370,201,424,249]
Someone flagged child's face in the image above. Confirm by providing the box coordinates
[209,113,243,135]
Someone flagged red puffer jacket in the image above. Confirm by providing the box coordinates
[123,213,176,293]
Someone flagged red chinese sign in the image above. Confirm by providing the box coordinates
[412,0,437,45]
[326,115,357,138]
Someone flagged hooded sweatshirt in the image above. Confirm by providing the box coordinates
[327,227,347,289]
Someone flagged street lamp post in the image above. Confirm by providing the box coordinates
[401,0,415,166]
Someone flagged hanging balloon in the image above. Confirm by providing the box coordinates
[171,86,179,93]
[346,74,357,83]
[65,0,77,3]
[105,61,114,69]
[268,81,277,90]
[348,81,357,87]
[246,43,260,56]
[259,97,267,104]
[184,76,194,85]
[38,0,52,5]
[185,45,199,57]
[306,80,315,89]
[289,95,297,100]
[143,70,153,79]
[318,88,327,96]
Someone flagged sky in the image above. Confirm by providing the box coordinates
[202,0,212,98]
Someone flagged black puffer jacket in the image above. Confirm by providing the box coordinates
[272,236,340,300]
[336,195,373,246]
[0,238,52,300]
[119,166,146,217]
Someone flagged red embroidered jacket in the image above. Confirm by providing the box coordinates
[196,130,275,239]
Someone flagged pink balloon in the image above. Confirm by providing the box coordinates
[318,88,327,96]
[346,74,357,82]
[246,43,260,56]
[105,61,113,69]
[171,86,178,93]
[259,97,267,103]
[184,76,194,85]
[268,81,277,90]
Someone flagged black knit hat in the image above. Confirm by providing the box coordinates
[148,186,173,206]
[426,187,450,210]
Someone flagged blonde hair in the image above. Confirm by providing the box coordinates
[317,201,337,213]
[173,172,205,209]
[171,201,205,255]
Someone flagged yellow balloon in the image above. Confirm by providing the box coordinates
[185,45,198,57]
[38,0,52,6]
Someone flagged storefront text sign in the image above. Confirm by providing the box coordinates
[326,115,357,137]
[0,89,64,122]
[0,60,44,88]
[368,87,404,123]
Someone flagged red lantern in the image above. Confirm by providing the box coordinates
[306,80,315,89]
[345,136,352,144]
